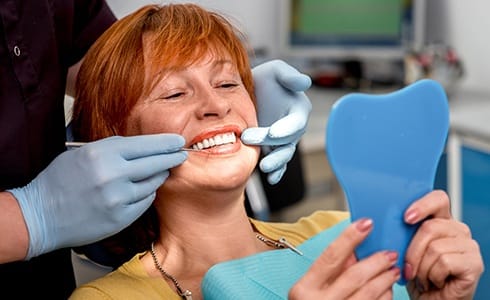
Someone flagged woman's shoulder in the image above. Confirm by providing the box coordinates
[296,210,350,228]
[251,210,350,245]
[69,252,179,299]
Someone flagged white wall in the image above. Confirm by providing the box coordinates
[444,0,490,92]
[106,0,490,93]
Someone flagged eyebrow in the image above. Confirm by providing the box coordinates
[209,58,235,70]
[153,57,234,78]
[146,57,237,97]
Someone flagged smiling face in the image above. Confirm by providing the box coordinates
[125,51,259,192]
[69,3,260,262]
[72,3,258,196]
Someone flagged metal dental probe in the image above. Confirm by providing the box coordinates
[65,141,203,152]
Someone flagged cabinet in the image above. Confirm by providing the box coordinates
[446,93,490,299]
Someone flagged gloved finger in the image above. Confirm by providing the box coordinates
[125,151,188,182]
[76,191,157,247]
[259,144,296,173]
[241,127,270,145]
[271,60,312,92]
[105,134,185,160]
[122,192,155,220]
[128,171,171,206]
[268,110,309,139]
[241,126,304,146]
[100,171,169,221]
[266,166,287,185]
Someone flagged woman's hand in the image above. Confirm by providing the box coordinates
[289,219,401,299]
[403,190,484,300]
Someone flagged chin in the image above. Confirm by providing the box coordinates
[167,158,257,192]
[213,168,252,187]
[166,171,250,195]
[203,159,255,187]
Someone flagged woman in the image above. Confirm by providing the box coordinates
[69,4,483,299]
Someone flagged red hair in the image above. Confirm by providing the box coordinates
[72,3,255,141]
[71,3,255,267]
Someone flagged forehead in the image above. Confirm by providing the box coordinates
[141,37,236,92]
[143,32,234,68]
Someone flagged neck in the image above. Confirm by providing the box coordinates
[157,190,263,261]
[143,187,270,299]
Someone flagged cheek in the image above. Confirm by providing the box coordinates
[141,118,181,135]
[125,112,142,135]
[236,99,258,127]
[126,106,188,135]
[248,108,258,127]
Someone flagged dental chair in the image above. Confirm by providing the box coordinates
[245,145,306,220]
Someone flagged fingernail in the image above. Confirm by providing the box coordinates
[385,251,398,263]
[404,262,413,280]
[405,209,418,223]
[415,277,426,293]
[356,218,373,232]
[392,267,401,280]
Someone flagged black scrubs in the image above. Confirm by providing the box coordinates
[0,1,116,297]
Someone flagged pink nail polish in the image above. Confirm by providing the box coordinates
[404,262,413,280]
[356,218,373,232]
[405,209,418,223]
[392,267,401,279]
[385,251,398,262]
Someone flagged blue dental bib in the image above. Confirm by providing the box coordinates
[202,220,409,299]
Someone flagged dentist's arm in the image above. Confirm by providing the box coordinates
[4,134,187,261]
[241,60,312,184]
[0,192,29,263]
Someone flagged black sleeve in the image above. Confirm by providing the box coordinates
[70,0,117,65]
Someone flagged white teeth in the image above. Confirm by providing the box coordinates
[192,132,236,150]
[203,139,210,148]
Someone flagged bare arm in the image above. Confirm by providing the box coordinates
[0,191,29,263]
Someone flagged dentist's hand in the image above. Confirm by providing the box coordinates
[241,60,312,184]
[8,134,187,260]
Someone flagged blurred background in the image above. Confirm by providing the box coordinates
[107,0,489,91]
[101,1,490,296]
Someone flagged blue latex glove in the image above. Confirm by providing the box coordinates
[241,60,312,184]
[8,134,187,260]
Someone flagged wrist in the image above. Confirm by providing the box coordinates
[0,191,29,261]
[7,185,51,260]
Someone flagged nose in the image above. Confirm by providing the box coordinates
[195,88,231,120]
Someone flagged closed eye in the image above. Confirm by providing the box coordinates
[219,82,239,89]
[163,92,185,99]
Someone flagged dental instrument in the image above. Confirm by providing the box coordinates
[65,141,203,152]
